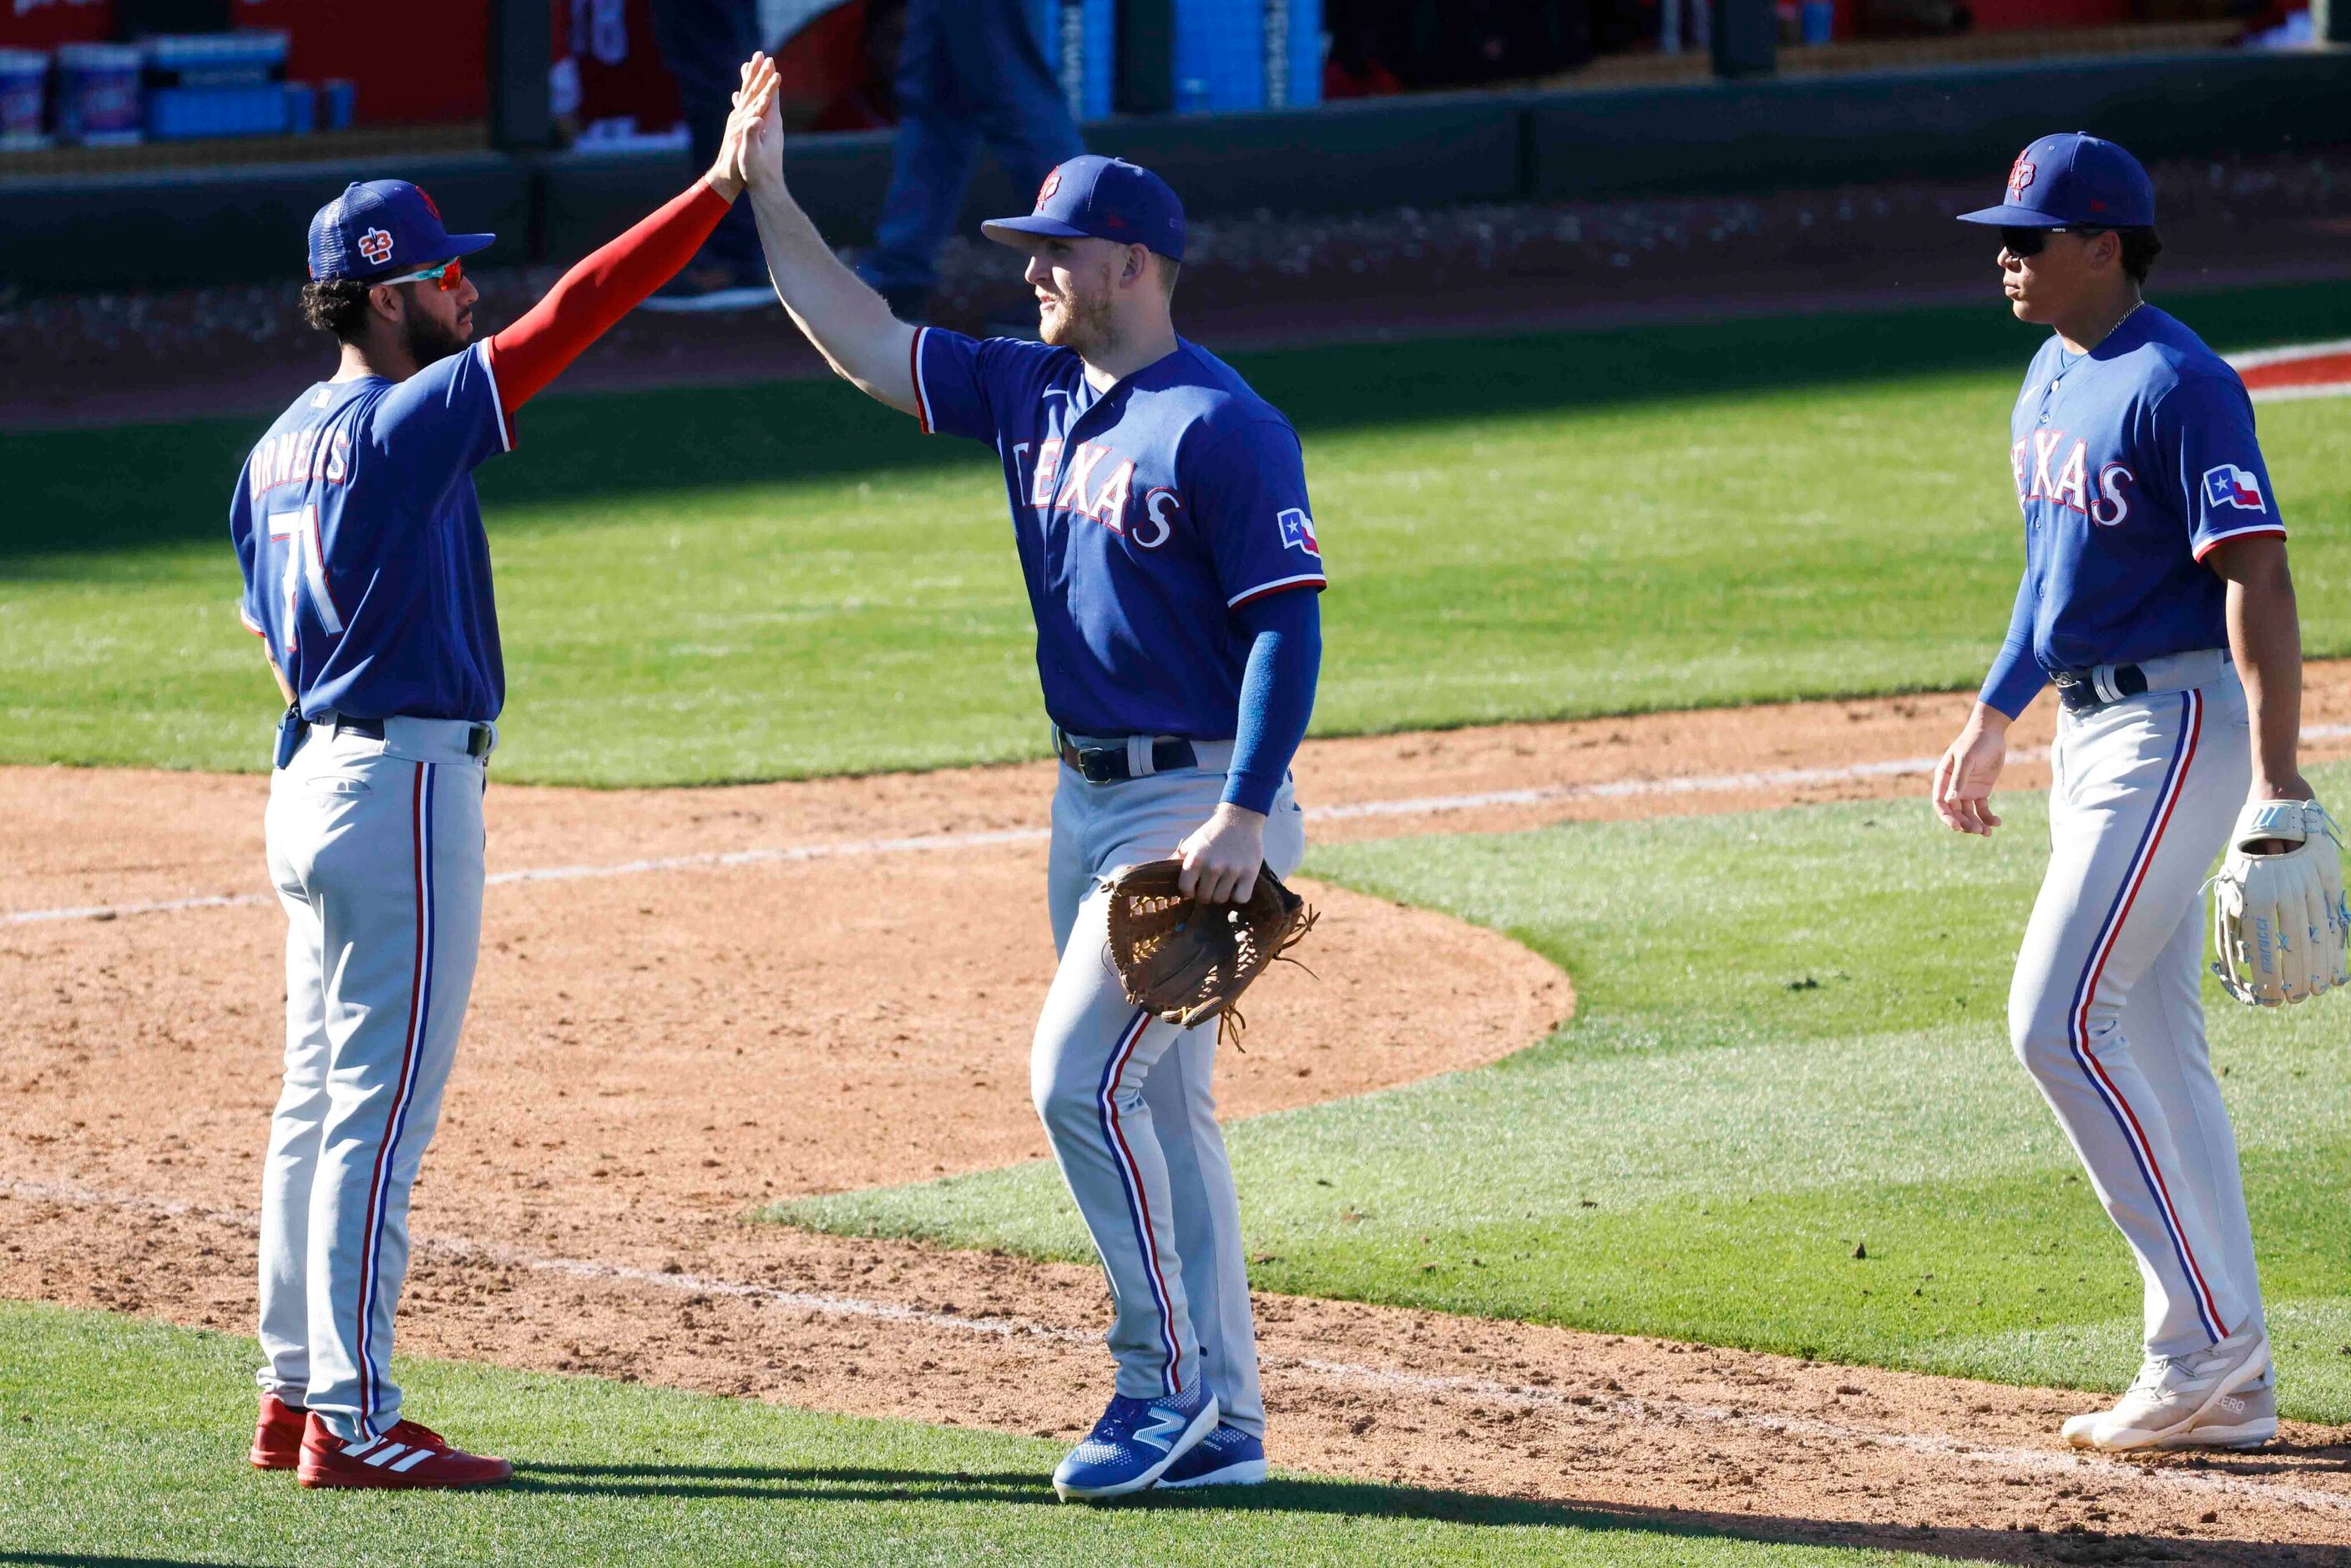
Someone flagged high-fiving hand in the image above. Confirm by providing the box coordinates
[707,54,781,200]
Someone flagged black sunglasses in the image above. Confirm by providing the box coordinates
[1999,225,2111,258]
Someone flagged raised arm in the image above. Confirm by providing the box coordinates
[486,63,779,412]
[736,52,919,414]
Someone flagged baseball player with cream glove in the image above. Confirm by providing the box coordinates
[2210,798,2350,1006]
[1933,132,2343,1457]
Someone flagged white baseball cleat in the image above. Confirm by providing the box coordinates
[2062,1329,2277,1452]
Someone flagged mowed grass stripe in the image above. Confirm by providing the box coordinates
[779,762,2351,1424]
[5,283,2351,784]
[0,1300,1970,1568]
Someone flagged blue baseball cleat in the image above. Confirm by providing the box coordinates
[1051,1383,1219,1501]
[1154,1422,1267,1490]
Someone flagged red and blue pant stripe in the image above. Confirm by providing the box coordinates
[1096,1007,1183,1396]
[2064,690,2227,1345]
[354,761,437,1438]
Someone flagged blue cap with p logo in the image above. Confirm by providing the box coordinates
[981,154,1186,262]
[1957,133,2155,230]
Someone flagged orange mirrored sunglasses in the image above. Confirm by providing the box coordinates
[378,257,466,291]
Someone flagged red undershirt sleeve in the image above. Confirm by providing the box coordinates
[485,180,737,427]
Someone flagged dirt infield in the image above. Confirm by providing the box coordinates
[10,677,2351,1562]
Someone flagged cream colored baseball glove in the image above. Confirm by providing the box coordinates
[2212,798,2350,1006]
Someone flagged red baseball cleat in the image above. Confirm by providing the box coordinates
[249,1393,308,1470]
[296,1412,513,1489]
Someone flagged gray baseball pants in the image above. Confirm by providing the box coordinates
[1031,741,1304,1435]
[2008,653,2264,1358]
[256,716,490,1443]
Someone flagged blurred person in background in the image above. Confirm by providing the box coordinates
[855,0,1084,322]
[806,0,908,131]
[644,0,775,311]
[1322,0,1615,92]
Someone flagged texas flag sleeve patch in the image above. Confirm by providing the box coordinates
[2202,463,2267,512]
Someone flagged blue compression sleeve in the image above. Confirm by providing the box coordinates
[1223,589,1322,815]
[1979,569,2047,720]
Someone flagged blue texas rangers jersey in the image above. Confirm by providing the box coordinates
[1982,304,2283,716]
[912,331,1326,739]
[230,341,512,722]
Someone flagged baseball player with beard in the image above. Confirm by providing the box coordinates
[230,75,776,1487]
[734,58,1323,1499]
[1933,133,2324,1452]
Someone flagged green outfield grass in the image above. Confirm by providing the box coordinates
[778,763,2351,1424]
[0,1301,1978,1568]
[4,283,2349,784]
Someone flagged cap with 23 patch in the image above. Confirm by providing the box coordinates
[306,180,497,282]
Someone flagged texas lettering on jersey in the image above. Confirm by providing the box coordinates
[1019,436,1315,566]
[913,329,1324,737]
[1981,305,2287,708]
[1024,438,1147,536]
[2010,430,2135,527]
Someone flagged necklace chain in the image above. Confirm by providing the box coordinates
[2070,298,2144,358]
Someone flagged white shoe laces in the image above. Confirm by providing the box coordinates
[2121,1358,2180,1403]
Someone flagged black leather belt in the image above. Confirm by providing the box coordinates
[1054,731,1196,784]
[316,713,493,757]
[2054,664,2150,714]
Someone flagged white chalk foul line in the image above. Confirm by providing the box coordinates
[1282,1356,2351,1519]
[0,756,1968,927]
[1,827,1056,926]
[7,1173,2348,1520]
[1305,751,1970,822]
[0,1175,1082,1345]
[15,724,2351,928]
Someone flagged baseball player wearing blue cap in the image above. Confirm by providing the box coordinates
[232,70,779,1489]
[1932,133,2318,1451]
[733,58,1320,1499]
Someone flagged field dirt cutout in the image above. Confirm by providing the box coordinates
[12,674,2351,1563]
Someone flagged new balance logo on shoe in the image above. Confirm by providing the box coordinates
[1134,1405,1191,1454]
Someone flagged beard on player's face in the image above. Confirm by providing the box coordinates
[398,283,473,368]
[1031,244,1120,357]
[1039,281,1115,354]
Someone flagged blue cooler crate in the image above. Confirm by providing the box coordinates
[143,31,291,141]
[56,42,144,145]
[1028,0,1113,123]
[1172,0,1321,114]
[0,48,47,149]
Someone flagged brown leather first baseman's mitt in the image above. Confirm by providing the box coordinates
[1102,860,1317,1047]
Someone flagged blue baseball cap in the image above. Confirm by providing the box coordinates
[982,154,1186,262]
[306,179,495,281]
[1957,132,2155,230]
